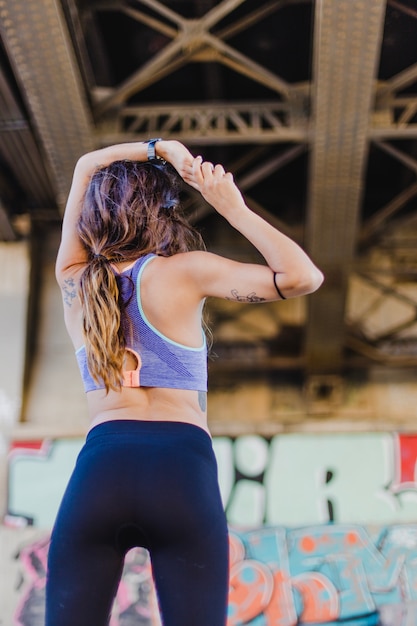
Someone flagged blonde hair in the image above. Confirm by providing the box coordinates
[77,160,205,392]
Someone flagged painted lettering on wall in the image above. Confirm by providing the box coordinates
[7,433,417,528]
[10,524,417,626]
[7,432,417,625]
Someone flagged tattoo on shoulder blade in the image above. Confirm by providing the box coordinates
[63,277,77,307]
[227,289,266,303]
[198,391,207,412]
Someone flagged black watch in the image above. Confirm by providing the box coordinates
[146,138,164,162]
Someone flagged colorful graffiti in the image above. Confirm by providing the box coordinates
[12,535,161,626]
[6,432,417,624]
[7,432,417,529]
[8,524,417,626]
[216,432,417,526]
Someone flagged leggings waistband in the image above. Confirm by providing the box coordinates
[86,419,211,443]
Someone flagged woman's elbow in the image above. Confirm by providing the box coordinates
[289,266,324,297]
[306,266,324,293]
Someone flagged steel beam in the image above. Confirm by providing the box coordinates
[304,0,387,373]
[94,0,291,116]
[0,0,94,210]
[97,101,307,144]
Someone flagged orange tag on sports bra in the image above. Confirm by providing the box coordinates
[122,349,142,388]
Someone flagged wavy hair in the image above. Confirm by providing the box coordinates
[77,159,205,392]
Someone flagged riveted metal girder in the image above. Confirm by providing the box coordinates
[304,0,387,373]
[99,101,308,145]
[0,0,94,211]
[94,0,291,116]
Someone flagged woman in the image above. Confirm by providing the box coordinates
[46,139,323,626]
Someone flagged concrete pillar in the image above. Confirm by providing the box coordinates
[0,241,29,516]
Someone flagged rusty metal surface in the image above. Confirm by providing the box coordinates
[304,0,387,373]
[1,0,417,383]
[0,0,94,210]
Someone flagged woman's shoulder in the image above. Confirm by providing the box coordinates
[157,250,216,268]
[148,251,232,299]
[143,251,214,288]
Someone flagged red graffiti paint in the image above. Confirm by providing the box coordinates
[9,440,46,453]
[263,570,298,626]
[300,536,316,553]
[229,532,246,566]
[228,533,297,626]
[345,532,359,546]
[228,560,273,625]
[292,573,339,623]
[394,434,417,489]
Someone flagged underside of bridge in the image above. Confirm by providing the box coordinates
[1,0,417,416]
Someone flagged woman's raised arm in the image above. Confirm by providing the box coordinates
[185,157,324,301]
[55,140,194,280]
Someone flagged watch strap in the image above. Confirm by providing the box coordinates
[146,138,163,161]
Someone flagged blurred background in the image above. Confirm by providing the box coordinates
[2,1,417,625]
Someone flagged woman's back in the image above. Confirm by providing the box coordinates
[63,252,211,432]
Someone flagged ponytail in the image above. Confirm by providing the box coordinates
[78,256,125,393]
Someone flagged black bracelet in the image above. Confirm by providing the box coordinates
[273,272,286,299]
[145,138,165,163]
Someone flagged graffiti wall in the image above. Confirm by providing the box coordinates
[4,431,417,625]
[5,523,417,626]
[7,432,417,528]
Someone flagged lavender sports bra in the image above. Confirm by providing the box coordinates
[75,254,207,393]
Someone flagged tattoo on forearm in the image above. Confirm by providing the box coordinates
[63,278,77,307]
[198,391,207,412]
[226,289,266,303]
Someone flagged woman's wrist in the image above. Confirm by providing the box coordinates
[154,139,170,161]
[78,139,191,176]
[220,202,251,226]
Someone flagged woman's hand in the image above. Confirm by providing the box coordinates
[188,156,247,218]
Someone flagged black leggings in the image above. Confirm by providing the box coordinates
[45,420,229,626]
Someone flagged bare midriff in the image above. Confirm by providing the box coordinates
[86,385,210,435]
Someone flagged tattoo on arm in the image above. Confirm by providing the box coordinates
[62,277,77,307]
[226,289,266,303]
